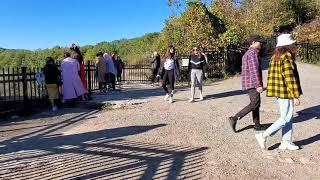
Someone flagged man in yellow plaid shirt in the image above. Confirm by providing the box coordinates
[255,34,303,151]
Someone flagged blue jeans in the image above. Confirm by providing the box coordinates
[265,98,294,142]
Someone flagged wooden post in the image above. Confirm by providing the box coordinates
[22,67,28,111]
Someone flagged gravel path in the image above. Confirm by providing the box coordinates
[0,62,319,180]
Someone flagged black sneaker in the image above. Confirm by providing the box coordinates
[228,117,237,133]
[253,124,267,131]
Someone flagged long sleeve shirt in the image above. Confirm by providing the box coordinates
[241,47,263,90]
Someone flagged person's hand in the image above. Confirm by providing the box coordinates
[294,98,300,106]
[256,87,263,93]
[204,73,208,78]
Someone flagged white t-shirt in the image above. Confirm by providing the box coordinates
[164,58,174,70]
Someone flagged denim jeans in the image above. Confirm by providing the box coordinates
[265,98,294,142]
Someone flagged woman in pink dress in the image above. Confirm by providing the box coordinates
[61,52,87,101]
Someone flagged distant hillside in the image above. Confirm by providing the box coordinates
[0,32,159,68]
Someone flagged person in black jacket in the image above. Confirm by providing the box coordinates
[43,57,61,111]
[188,47,207,102]
[150,51,160,86]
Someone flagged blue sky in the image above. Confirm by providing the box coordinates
[0,0,172,50]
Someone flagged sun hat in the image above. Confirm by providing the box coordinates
[276,34,296,47]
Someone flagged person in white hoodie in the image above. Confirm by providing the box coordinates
[104,53,116,91]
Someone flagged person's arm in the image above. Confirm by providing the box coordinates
[281,57,300,99]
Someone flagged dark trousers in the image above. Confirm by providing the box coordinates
[235,88,261,125]
[106,73,116,90]
[151,68,159,83]
[162,69,175,94]
[117,70,122,82]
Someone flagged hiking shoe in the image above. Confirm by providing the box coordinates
[255,133,266,150]
[279,142,299,151]
[189,98,194,103]
[228,117,237,133]
[164,94,170,101]
[169,96,173,103]
[253,124,267,131]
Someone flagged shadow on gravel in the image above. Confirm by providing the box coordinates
[268,133,320,150]
[0,113,209,179]
[295,105,320,123]
[236,123,272,133]
[205,90,246,100]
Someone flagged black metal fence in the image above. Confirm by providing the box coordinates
[298,42,320,64]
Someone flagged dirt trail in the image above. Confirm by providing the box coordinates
[0,62,319,180]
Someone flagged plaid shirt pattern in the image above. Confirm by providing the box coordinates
[267,52,302,99]
[241,47,263,90]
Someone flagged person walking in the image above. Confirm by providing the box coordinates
[158,45,180,103]
[43,57,61,112]
[95,52,107,92]
[255,34,302,150]
[104,53,116,91]
[188,47,207,102]
[60,52,87,102]
[228,35,266,132]
[150,51,161,86]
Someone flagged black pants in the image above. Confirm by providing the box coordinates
[106,73,116,90]
[235,88,261,125]
[162,69,174,94]
[117,70,122,82]
[151,68,159,83]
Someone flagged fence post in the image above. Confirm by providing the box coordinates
[21,67,28,111]
[306,40,309,61]
[87,61,92,94]
[123,65,126,82]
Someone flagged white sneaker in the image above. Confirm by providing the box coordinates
[279,142,299,151]
[255,133,266,150]
[199,95,204,101]
[169,96,173,103]
[164,94,170,101]
[189,98,194,103]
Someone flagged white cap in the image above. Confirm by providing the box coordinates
[276,34,296,47]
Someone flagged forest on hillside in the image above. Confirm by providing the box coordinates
[1,0,319,68]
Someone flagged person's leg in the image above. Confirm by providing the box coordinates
[167,70,175,103]
[256,98,293,149]
[162,70,169,94]
[229,89,259,132]
[195,70,204,100]
[151,69,156,85]
[168,70,175,94]
[264,99,290,137]
[234,89,259,119]
[281,99,294,142]
[190,70,196,101]
[111,74,116,90]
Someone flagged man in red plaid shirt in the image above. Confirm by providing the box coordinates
[228,35,266,132]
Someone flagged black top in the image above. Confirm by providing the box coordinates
[43,64,61,84]
[150,55,160,69]
[188,54,207,73]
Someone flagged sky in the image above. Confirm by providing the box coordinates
[0,0,172,50]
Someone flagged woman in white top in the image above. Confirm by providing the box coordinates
[157,45,180,103]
